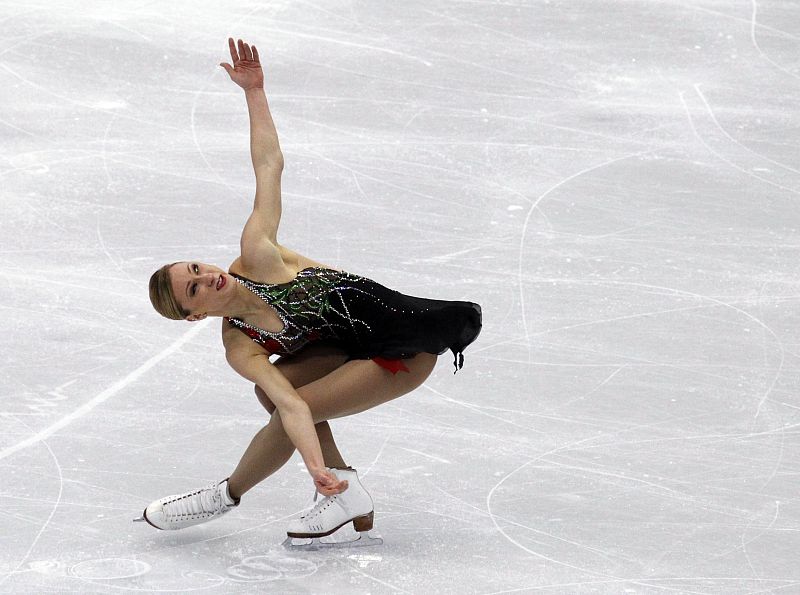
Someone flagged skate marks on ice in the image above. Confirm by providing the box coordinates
[0,319,211,464]
[679,85,800,197]
[749,0,800,83]
[226,554,317,582]
[516,150,653,346]
[25,557,159,583]
[71,558,151,580]
[24,552,318,588]
[26,558,151,581]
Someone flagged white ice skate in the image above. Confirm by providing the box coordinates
[134,478,239,530]
[282,468,383,550]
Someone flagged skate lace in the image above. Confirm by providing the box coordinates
[301,488,321,511]
[304,492,339,521]
[163,483,226,521]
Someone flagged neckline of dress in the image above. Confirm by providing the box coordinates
[229,273,302,336]
[227,266,331,337]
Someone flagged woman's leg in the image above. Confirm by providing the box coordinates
[228,344,349,500]
[227,352,437,498]
[300,353,437,422]
[255,388,346,469]
[258,344,350,469]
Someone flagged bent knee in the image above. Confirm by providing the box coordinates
[254,385,276,414]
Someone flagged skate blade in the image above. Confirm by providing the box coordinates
[282,531,383,551]
[132,516,146,523]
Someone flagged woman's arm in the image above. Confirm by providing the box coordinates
[221,323,347,495]
[245,86,283,172]
[230,351,323,470]
[220,38,285,257]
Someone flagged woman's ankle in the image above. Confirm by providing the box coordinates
[226,476,246,501]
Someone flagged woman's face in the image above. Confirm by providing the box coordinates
[169,261,233,320]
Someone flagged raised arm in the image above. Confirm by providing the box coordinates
[220,38,285,254]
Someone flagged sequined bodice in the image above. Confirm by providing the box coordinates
[226,267,363,355]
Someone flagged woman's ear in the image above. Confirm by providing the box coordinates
[187,313,207,322]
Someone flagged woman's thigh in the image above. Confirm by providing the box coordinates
[273,342,349,387]
[256,343,349,413]
[296,352,438,423]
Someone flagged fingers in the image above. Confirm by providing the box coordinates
[314,475,348,496]
[238,38,253,62]
[227,37,258,65]
[318,481,348,496]
[228,37,237,63]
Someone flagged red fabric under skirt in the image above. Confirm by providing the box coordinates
[371,357,411,374]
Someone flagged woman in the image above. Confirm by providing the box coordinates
[140,39,481,544]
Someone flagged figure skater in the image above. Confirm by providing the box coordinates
[140,38,481,547]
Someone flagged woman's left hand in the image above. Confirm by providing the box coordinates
[312,468,349,496]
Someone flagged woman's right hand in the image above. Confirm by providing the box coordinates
[220,38,264,91]
[312,468,349,497]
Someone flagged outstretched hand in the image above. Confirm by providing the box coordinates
[313,469,349,497]
[219,37,264,91]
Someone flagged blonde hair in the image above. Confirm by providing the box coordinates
[149,262,189,320]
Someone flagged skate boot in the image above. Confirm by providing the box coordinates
[283,467,382,549]
[134,478,239,530]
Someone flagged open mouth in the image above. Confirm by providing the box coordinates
[216,274,226,290]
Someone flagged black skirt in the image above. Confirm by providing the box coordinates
[335,276,483,373]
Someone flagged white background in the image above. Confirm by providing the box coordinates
[1,0,799,592]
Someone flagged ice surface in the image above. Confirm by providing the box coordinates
[2,0,800,593]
